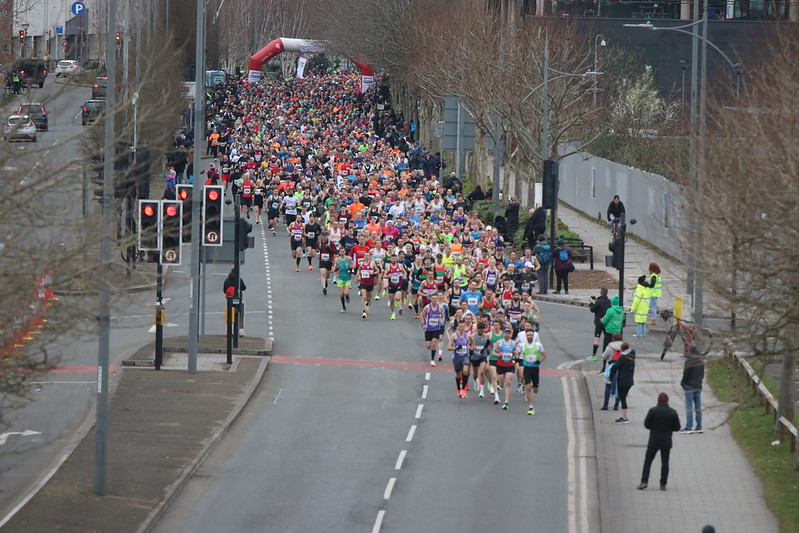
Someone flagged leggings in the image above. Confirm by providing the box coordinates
[617,385,632,409]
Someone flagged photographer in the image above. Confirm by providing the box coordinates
[587,287,612,361]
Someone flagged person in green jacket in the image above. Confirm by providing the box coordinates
[631,275,651,338]
[601,295,624,351]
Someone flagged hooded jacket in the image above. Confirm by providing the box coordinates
[601,296,625,334]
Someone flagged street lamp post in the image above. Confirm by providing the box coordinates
[624,16,743,344]
[592,34,606,109]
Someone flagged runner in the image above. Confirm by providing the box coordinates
[385,254,407,320]
[304,214,322,271]
[266,186,281,235]
[419,292,446,366]
[356,256,378,319]
[239,172,254,219]
[253,177,266,224]
[318,232,337,295]
[288,217,305,272]
[447,320,475,398]
[518,328,547,415]
[470,321,491,398]
[487,317,505,404]
[492,326,518,410]
[333,247,352,312]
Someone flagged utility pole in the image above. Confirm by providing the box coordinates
[95,0,117,496]
[188,0,206,374]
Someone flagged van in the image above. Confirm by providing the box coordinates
[13,58,47,88]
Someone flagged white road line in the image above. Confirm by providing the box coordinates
[414,404,423,419]
[405,425,417,442]
[562,376,577,533]
[424,372,430,381]
[559,359,589,533]
[273,388,283,404]
[383,477,396,500]
[371,510,385,533]
[394,449,407,470]
[421,385,428,399]
[27,381,94,385]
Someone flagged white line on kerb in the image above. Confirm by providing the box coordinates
[371,510,385,533]
[405,425,417,442]
[414,404,423,419]
[421,385,428,399]
[383,477,396,499]
[394,450,407,470]
[273,388,282,404]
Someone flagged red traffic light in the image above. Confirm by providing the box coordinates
[208,190,220,201]
[178,189,189,200]
[165,205,178,217]
[143,205,155,217]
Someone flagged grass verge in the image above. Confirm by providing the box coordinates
[707,358,799,533]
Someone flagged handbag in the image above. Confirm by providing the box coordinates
[567,262,575,273]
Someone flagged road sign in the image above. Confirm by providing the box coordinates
[55,25,64,35]
[442,94,476,152]
[71,1,86,16]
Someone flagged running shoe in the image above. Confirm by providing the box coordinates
[295,266,300,272]
[431,361,436,367]
[340,309,346,313]
[478,387,485,398]
[362,312,367,319]
[527,406,536,416]
[501,403,509,410]
[272,230,276,236]
[398,308,402,315]
[493,395,500,405]
[390,313,396,320]
[256,219,260,224]
[615,417,629,424]
[308,265,313,270]
[464,382,470,391]
[322,288,327,295]
[437,354,443,361]
[457,390,463,399]
[461,390,468,399]
[414,314,419,319]
[596,371,605,376]
[586,356,598,361]
[407,304,413,310]
[488,385,495,394]
[517,384,524,394]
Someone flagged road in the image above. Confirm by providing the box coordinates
[152,223,599,532]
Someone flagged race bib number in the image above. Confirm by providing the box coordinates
[361,270,371,279]
[307,231,315,239]
[467,297,478,307]
[501,351,514,363]
[243,186,252,195]
[455,345,468,357]
[321,253,330,261]
[524,347,538,364]
[428,318,439,327]
[390,274,401,284]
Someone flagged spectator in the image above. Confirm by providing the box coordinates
[552,236,573,294]
[523,204,546,249]
[638,392,681,490]
[631,275,651,337]
[610,344,636,423]
[587,287,612,361]
[532,234,551,294]
[680,352,705,434]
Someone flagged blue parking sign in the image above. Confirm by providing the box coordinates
[55,25,64,35]
[71,1,86,16]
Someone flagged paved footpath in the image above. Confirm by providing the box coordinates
[559,202,778,533]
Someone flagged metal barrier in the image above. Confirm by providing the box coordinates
[561,238,595,270]
[724,341,799,453]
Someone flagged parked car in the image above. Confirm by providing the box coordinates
[13,58,47,88]
[54,60,83,77]
[92,77,108,99]
[81,100,104,125]
[16,103,48,131]
[4,115,37,142]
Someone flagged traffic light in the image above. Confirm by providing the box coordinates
[202,185,223,246]
[607,239,624,270]
[115,32,121,41]
[238,218,253,251]
[18,30,25,42]
[138,200,160,251]
[542,159,558,209]
[176,184,192,242]
[161,201,182,265]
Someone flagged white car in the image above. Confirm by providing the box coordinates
[4,115,37,142]
[54,60,83,77]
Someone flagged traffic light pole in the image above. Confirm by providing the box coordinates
[233,195,241,348]
[154,262,164,370]
[617,215,627,308]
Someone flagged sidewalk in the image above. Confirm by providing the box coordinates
[551,202,778,532]
[0,336,270,533]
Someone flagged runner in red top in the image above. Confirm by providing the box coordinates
[385,255,407,320]
[288,219,305,272]
[356,258,378,319]
[239,173,254,219]
[317,232,337,296]
[348,234,371,267]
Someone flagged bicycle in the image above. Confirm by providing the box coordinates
[659,309,713,360]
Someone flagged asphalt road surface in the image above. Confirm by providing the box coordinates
[152,222,598,533]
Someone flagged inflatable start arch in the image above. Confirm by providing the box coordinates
[248,38,375,92]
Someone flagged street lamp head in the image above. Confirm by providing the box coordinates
[680,59,689,70]
[623,23,655,29]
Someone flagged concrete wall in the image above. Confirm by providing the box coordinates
[558,150,689,260]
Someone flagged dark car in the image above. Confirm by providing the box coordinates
[16,103,48,131]
[13,58,47,88]
[92,77,108,99]
[81,100,104,125]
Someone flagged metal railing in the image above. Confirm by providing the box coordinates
[561,237,595,270]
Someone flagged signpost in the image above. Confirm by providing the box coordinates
[71,1,86,16]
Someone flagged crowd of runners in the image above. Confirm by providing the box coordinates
[195,72,550,414]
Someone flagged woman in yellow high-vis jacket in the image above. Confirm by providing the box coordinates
[646,263,662,325]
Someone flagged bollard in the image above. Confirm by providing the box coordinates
[154,305,165,370]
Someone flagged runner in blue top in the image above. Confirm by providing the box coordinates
[459,279,483,316]
[448,320,475,398]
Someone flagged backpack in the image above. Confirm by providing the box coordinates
[559,248,569,262]
[537,244,552,265]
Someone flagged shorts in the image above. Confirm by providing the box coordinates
[306,240,318,250]
[359,283,375,292]
[401,280,409,291]
[254,196,264,208]
[388,285,402,294]
[594,323,604,338]
[523,366,541,388]
[453,357,468,373]
[410,286,419,295]
[470,356,487,367]
[424,329,443,342]
[497,364,515,375]
[336,279,352,288]
[268,209,280,219]
[489,359,498,368]
[241,196,253,207]
[319,261,333,270]
[285,213,297,224]
[290,240,303,251]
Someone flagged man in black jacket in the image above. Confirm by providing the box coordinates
[587,287,611,361]
[680,353,705,433]
[523,205,547,249]
[638,392,681,490]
